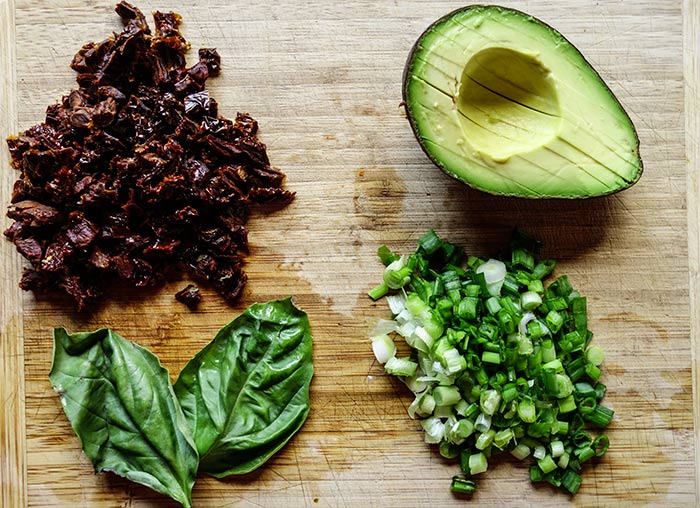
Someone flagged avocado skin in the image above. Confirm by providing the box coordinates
[402,5,643,199]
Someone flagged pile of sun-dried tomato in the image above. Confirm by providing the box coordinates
[4,2,293,310]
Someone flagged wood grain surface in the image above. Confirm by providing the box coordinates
[1,1,697,507]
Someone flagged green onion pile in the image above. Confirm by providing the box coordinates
[368,230,613,496]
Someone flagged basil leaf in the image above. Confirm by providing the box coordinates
[174,297,313,477]
[49,328,199,508]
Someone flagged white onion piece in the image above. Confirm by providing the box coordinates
[404,375,429,394]
[371,319,397,336]
[421,417,445,444]
[476,258,506,283]
[476,258,506,296]
[371,334,396,364]
[518,312,537,335]
[394,308,412,325]
[386,293,406,315]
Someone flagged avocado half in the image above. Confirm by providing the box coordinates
[403,5,643,198]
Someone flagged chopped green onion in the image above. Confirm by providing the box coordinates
[531,259,556,280]
[405,293,428,315]
[439,440,460,459]
[371,334,396,364]
[417,392,436,416]
[555,374,574,399]
[542,368,559,395]
[515,333,534,355]
[459,449,471,474]
[384,357,417,377]
[538,455,557,474]
[421,417,445,444]
[454,297,479,320]
[449,419,475,443]
[561,469,582,494]
[521,291,542,311]
[485,296,502,314]
[418,229,443,255]
[541,339,557,363]
[586,346,604,366]
[545,310,564,333]
[501,275,520,296]
[433,385,461,406]
[593,434,610,457]
[481,350,501,365]
[558,451,570,469]
[528,422,552,438]
[468,452,488,475]
[583,404,615,428]
[578,396,597,415]
[533,445,546,460]
[517,398,537,423]
[454,399,469,417]
[574,382,596,398]
[493,428,514,449]
[475,429,495,450]
[575,446,596,463]
[474,412,491,433]
[442,348,467,374]
[585,362,602,382]
[527,279,544,293]
[552,275,574,297]
[501,383,518,403]
[434,404,453,418]
[572,431,593,449]
[512,247,535,270]
[450,476,477,494]
[511,443,531,460]
[552,420,569,435]
[543,358,563,372]
[594,382,607,401]
[476,259,506,296]
[383,261,412,289]
[530,465,544,482]
[571,297,588,333]
[465,284,481,297]
[377,245,399,266]
[558,395,577,414]
[527,319,547,339]
[368,231,612,497]
[551,440,565,458]
[463,401,480,419]
[404,375,428,394]
[480,389,502,416]
[368,282,389,300]
[385,294,406,315]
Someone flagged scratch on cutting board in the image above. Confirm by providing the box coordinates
[320,447,351,508]
[292,441,313,508]
[587,23,648,48]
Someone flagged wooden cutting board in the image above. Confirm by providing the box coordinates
[1,0,698,506]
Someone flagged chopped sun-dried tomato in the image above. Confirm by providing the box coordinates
[4,2,294,310]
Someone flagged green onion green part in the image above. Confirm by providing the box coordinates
[450,476,477,494]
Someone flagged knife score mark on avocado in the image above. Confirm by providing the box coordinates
[49,298,313,507]
[403,5,643,198]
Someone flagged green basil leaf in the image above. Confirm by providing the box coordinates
[49,328,199,508]
[174,297,314,477]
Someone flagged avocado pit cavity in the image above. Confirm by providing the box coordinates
[457,47,561,163]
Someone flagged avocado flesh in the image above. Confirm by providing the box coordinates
[404,6,642,198]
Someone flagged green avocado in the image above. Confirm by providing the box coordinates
[403,5,642,198]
